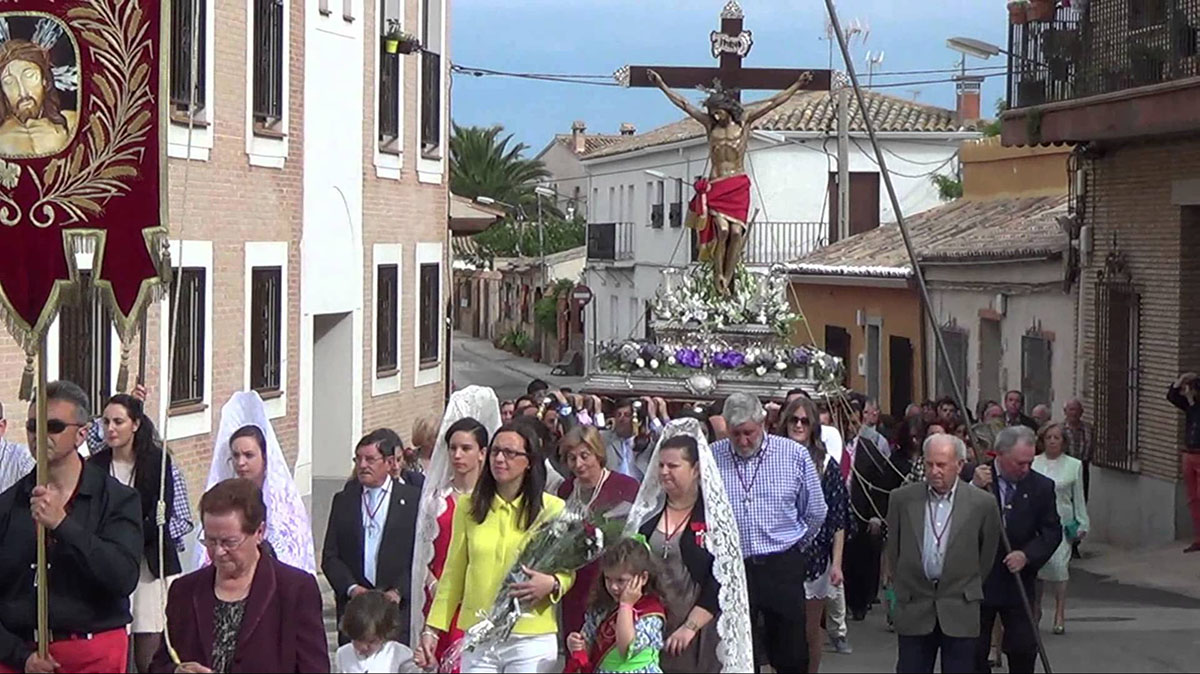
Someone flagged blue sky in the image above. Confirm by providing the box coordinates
[450,0,1009,153]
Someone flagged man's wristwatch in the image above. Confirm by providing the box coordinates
[684,619,700,632]
[551,577,562,598]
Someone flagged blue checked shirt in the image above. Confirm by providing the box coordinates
[713,433,827,558]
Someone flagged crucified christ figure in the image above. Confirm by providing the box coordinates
[647,69,813,296]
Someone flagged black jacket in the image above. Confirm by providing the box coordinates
[321,477,420,645]
[87,448,181,578]
[638,497,720,615]
[1167,385,1200,450]
[0,458,142,670]
[849,435,907,534]
[960,461,1061,606]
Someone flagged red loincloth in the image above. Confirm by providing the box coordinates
[685,174,751,262]
[0,629,127,674]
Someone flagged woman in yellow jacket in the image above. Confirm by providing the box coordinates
[416,421,573,673]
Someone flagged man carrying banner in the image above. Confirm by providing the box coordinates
[0,381,142,673]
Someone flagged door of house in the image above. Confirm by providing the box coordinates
[58,270,112,411]
[889,336,913,418]
[825,325,851,387]
[828,172,882,244]
[1094,281,1140,471]
[979,318,1002,407]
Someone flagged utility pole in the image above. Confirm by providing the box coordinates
[837,74,850,243]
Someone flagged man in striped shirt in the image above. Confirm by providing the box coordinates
[713,392,827,673]
[0,400,34,494]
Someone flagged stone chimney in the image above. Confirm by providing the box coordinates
[955,75,984,123]
[571,120,587,154]
[620,123,637,136]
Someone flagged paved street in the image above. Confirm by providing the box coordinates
[450,331,586,402]
[821,568,1200,673]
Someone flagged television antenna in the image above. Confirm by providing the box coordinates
[865,50,885,87]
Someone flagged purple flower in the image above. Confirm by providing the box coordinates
[791,348,811,365]
[675,348,703,369]
[713,351,745,369]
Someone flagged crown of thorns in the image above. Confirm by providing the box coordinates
[0,16,78,91]
[697,78,743,120]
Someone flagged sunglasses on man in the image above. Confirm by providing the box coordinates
[25,418,83,435]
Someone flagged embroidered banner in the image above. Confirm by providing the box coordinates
[0,0,166,383]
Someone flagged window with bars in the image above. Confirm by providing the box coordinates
[249,267,283,393]
[376,264,399,375]
[252,0,285,130]
[58,271,112,412]
[170,0,207,115]
[935,328,969,401]
[170,268,206,408]
[378,0,401,148]
[419,0,442,156]
[418,263,440,366]
[1020,334,1053,410]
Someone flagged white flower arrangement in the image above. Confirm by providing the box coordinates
[653,265,799,335]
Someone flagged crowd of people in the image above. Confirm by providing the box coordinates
[0,375,1117,674]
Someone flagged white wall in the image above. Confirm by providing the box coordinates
[298,4,368,499]
[924,259,1077,416]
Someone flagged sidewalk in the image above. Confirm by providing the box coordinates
[1073,541,1200,601]
[453,331,587,391]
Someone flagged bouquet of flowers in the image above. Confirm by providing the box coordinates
[440,502,629,670]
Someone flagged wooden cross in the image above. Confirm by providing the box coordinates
[615,1,831,100]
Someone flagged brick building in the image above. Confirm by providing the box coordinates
[0,0,453,554]
[1001,0,1200,546]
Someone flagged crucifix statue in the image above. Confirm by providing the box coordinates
[616,1,832,296]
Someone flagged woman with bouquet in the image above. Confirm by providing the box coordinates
[416,421,573,672]
[558,425,641,636]
[410,386,502,671]
[625,420,754,673]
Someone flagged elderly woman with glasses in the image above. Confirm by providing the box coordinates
[151,478,329,673]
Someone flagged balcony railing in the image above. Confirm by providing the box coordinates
[586,222,635,261]
[745,221,827,266]
[1008,0,1200,109]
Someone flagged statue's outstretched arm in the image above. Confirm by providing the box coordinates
[648,69,710,127]
[745,71,814,124]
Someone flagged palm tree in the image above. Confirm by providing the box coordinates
[449,123,553,216]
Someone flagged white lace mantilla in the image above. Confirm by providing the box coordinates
[623,418,754,673]
[409,386,503,643]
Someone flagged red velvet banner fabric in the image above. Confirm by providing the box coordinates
[0,0,164,348]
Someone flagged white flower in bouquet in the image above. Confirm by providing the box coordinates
[650,358,660,370]
[775,361,788,371]
[668,355,677,366]
[755,365,768,376]
[636,357,646,368]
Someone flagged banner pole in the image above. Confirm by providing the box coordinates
[35,334,49,658]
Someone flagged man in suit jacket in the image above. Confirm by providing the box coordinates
[601,398,656,480]
[322,429,421,646]
[887,434,1001,673]
[964,425,1061,674]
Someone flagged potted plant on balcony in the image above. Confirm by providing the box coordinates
[1008,1,1030,25]
[1028,0,1057,21]
[383,20,421,55]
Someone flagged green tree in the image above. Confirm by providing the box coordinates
[981,98,1007,137]
[932,174,963,201]
[449,123,554,215]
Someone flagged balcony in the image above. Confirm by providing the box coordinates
[586,222,635,262]
[1003,0,1200,145]
[744,221,827,266]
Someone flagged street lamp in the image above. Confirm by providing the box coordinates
[946,37,1002,60]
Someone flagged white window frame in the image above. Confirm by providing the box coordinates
[372,0,404,179]
[168,0,217,160]
[413,242,444,388]
[45,247,121,393]
[865,316,883,402]
[158,240,214,441]
[415,0,447,184]
[244,0,291,168]
[243,242,289,419]
[372,244,402,396]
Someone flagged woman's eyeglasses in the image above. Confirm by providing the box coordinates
[790,416,812,427]
[198,531,250,551]
[25,419,82,435]
[491,447,529,461]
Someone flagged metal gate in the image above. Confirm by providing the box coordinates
[1093,270,1140,472]
[58,271,112,412]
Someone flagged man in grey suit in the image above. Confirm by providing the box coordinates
[886,434,1001,673]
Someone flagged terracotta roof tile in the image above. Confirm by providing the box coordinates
[583,90,977,160]
[553,133,626,154]
[785,194,1069,278]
